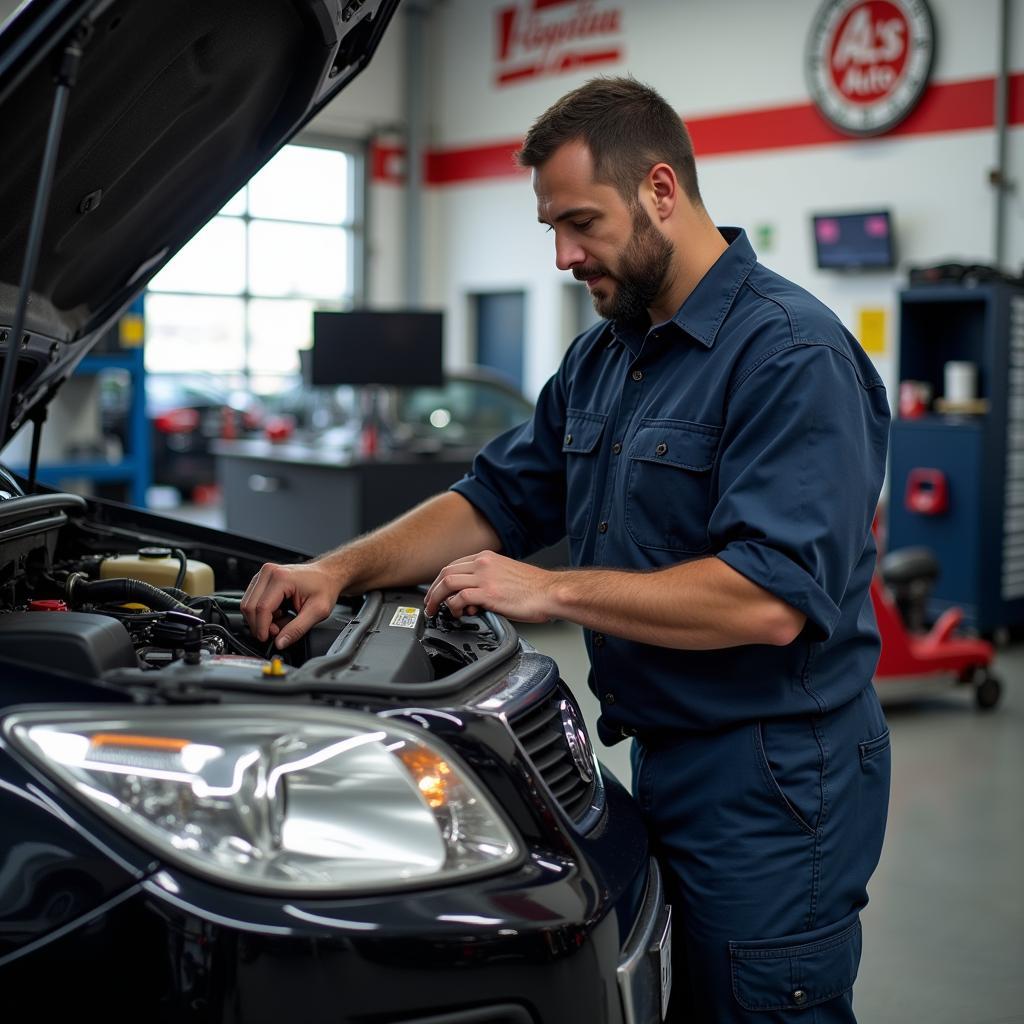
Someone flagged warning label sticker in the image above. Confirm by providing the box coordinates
[389,606,420,629]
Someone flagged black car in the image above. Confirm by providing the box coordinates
[144,373,265,498]
[0,2,669,1022]
[391,368,535,452]
[262,368,534,452]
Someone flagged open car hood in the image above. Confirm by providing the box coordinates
[0,0,399,449]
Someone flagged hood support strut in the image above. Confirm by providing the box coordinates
[0,24,90,478]
[27,406,47,490]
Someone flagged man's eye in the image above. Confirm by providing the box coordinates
[572,220,593,231]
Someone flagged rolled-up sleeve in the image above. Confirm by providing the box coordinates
[711,342,889,641]
[451,370,570,560]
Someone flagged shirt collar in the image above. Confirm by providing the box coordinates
[609,227,757,352]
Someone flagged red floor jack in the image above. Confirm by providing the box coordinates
[871,545,1002,709]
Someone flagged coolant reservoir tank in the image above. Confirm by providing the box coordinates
[99,547,215,596]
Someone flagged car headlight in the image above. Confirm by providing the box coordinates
[4,706,519,895]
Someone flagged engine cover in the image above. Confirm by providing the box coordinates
[0,612,137,676]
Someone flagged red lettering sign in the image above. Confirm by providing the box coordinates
[495,0,624,87]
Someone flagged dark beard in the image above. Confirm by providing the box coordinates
[596,205,674,324]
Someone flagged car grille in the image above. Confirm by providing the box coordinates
[509,681,598,824]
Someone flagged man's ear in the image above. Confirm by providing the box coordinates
[645,163,678,222]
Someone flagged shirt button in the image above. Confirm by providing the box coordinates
[604,692,616,704]
[593,633,605,647]
[597,521,608,533]
[564,433,573,446]
[792,991,807,1006]
[611,442,622,455]
[631,369,644,382]
[655,442,668,456]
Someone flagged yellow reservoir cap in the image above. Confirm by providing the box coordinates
[99,552,215,596]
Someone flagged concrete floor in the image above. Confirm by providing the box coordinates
[519,621,1024,1024]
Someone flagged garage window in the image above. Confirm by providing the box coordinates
[144,141,363,392]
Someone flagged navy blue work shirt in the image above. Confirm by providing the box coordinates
[452,228,890,741]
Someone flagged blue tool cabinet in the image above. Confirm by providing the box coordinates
[887,282,1024,633]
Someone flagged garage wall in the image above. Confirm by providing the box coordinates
[4,0,1019,394]
[418,0,1023,398]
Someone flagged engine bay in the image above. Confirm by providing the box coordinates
[0,487,511,698]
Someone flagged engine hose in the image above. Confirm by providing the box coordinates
[65,573,192,612]
[0,492,87,526]
[171,548,188,591]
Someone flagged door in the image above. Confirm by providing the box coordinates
[473,291,525,392]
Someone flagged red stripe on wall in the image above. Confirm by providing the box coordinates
[425,141,525,184]
[371,74,1023,185]
[686,76,999,157]
[1010,71,1024,123]
[890,75,996,136]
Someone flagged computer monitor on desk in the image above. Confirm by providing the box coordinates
[312,310,444,388]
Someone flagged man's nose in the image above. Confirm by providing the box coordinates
[554,233,586,272]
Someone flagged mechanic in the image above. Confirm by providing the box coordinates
[242,76,891,1023]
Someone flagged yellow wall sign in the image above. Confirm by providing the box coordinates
[118,312,145,347]
[857,308,887,355]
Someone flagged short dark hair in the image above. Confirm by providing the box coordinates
[517,76,702,207]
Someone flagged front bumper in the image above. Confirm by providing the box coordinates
[617,858,672,1024]
[2,853,665,1024]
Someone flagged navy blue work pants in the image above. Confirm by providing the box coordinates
[631,686,891,1022]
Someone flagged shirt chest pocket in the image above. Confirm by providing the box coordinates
[625,420,721,554]
[562,409,607,539]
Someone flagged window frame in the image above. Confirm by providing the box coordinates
[144,134,367,389]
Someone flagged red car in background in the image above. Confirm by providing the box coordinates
[102,373,264,501]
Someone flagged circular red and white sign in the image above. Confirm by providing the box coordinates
[806,0,935,137]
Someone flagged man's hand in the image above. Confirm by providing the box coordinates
[241,560,345,649]
[424,550,555,623]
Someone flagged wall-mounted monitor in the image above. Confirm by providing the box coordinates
[312,310,444,387]
[812,210,895,270]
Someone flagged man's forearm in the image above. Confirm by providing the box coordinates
[545,556,806,649]
[317,491,502,594]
